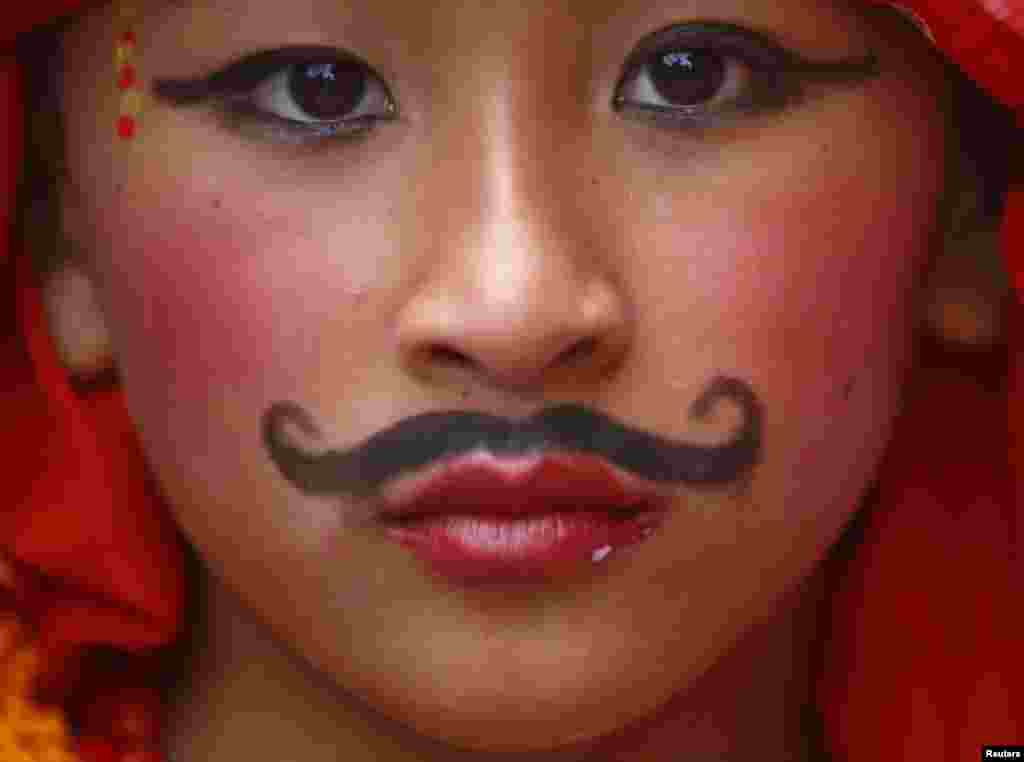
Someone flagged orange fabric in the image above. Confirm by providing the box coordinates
[1,2,1022,761]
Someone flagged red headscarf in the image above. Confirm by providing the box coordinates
[1,2,1022,760]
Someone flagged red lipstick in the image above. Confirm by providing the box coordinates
[375,450,675,586]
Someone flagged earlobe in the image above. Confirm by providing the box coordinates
[41,262,115,381]
[920,137,1014,350]
[921,224,1012,349]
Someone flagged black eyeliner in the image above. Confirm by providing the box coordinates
[611,19,880,126]
[618,20,881,87]
[152,45,370,105]
[148,21,881,144]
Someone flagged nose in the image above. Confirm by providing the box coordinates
[398,256,631,395]
[395,127,633,397]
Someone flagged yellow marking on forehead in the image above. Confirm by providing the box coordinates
[116,3,141,140]
[122,89,144,116]
[115,42,134,66]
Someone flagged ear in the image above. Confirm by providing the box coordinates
[42,260,115,381]
[919,149,1013,351]
[37,155,118,382]
[920,223,1012,349]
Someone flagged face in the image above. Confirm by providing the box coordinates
[60,0,948,752]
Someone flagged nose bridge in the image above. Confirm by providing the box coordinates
[417,41,597,316]
[484,18,593,251]
[396,33,627,392]
[434,25,598,288]
[419,2,593,250]
[481,96,589,292]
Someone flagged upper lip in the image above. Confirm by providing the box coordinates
[375,451,676,521]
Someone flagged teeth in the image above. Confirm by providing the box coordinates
[609,506,643,522]
[591,545,613,563]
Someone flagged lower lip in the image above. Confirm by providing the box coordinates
[380,509,667,586]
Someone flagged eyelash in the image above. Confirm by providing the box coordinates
[222,60,397,145]
[152,22,878,148]
[614,38,797,130]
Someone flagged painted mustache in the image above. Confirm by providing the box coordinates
[262,372,761,499]
[262,375,762,501]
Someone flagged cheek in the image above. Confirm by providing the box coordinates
[93,177,389,397]
[634,99,942,555]
[645,88,942,421]
[85,177,393,540]
[645,168,933,395]
[101,210,304,405]
[738,176,929,388]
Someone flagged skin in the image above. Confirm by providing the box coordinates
[45,0,970,759]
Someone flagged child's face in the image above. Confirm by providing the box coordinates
[61,0,947,752]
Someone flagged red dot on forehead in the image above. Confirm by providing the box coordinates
[118,116,137,139]
[118,65,136,90]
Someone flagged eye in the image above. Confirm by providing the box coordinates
[612,22,882,130]
[615,48,751,114]
[152,47,399,146]
[240,56,396,135]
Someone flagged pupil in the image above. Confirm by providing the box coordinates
[649,49,725,106]
[289,60,366,119]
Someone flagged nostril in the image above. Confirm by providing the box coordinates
[420,338,600,382]
[430,345,473,369]
[559,338,598,364]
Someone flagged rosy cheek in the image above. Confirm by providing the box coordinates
[91,185,375,420]
[640,142,937,494]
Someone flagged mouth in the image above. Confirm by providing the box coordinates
[375,449,676,520]
[372,451,675,586]
[383,504,651,526]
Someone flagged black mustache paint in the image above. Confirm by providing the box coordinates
[262,376,763,503]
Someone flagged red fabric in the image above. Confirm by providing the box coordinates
[1,2,1022,760]
[818,355,1024,759]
